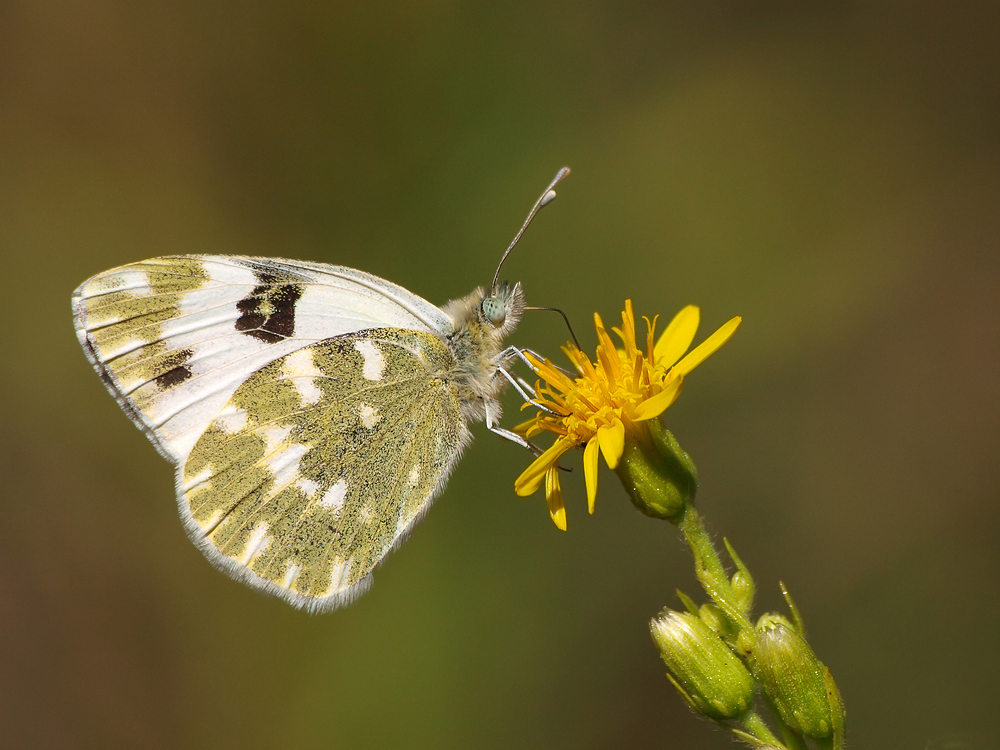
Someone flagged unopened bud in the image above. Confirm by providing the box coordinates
[731,570,754,612]
[751,614,844,740]
[650,609,755,721]
[616,421,697,522]
[698,603,729,637]
[724,539,755,615]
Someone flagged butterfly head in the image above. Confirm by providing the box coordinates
[480,280,524,337]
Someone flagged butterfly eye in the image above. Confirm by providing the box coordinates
[481,295,507,327]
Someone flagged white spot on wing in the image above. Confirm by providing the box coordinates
[117,269,153,296]
[183,465,213,493]
[329,559,353,593]
[241,522,271,565]
[358,402,381,429]
[261,425,293,455]
[396,509,417,536]
[264,442,310,487]
[408,465,421,485]
[201,509,225,533]
[214,404,249,434]
[283,348,324,405]
[281,563,302,589]
[87,269,152,298]
[295,477,320,497]
[319,479,348,512]
[354,340,386,381]
[105,337,147,361]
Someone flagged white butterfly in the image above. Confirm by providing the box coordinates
[73,168,569,612]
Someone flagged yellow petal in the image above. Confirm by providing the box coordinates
[673,316,742,376]
[619,300,639,357]
[654,305,700,368]
[594,313,622,380]
[572,346,599,380]
[514,438,573,496]
[525,352,576,392]
[644,315,658,362]
[584,436,600,514]
[513,417,538,436]
[633,376,683,421]
[545,467,567,531]
[597,420,625,469]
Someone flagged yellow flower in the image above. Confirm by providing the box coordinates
[514,301,741,529]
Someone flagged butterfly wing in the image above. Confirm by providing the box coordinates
[180,329,468,612]
[74,255,468,610]
[72,255,454,462]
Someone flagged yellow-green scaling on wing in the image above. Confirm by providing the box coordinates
[182,330,467,611]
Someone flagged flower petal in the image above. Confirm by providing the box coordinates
[619,299,639,358]
[513,417,538,436]
[673,316,742,376]
[545,467,567,531]
[654,305,700,368]
[644,315,658,362]
[583,436,600,514]
[514,438,573,496]
[594,313,622,381]
[633,376,683,421]
[597,420,625,469]
[525,352,576,392]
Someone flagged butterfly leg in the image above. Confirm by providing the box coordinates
[520,347,576,378]
[497,345,575,378]
[495,366,563,417]
[485,401,543,456]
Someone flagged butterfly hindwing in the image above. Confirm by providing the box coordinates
[72,255,453,462]
[179,329,469,611]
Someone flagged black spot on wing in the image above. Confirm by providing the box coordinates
[155,348,194,388]
[235,282,304,344]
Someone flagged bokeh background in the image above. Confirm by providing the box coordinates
[3,2,999,748]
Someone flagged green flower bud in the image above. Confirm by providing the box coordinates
[616,419,697,522]
[650,609,756,721]
[698,602,730,638]
[723,539,755,615]
[731,570,754,610]
[751,614,844,741]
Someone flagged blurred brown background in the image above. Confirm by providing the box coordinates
[2,2,999,748]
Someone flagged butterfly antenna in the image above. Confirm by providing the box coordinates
[492,167,571,288]
[523,305,583,351]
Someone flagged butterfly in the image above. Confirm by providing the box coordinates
[72,168,569,613]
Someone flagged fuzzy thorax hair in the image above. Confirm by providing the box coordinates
[440,281,525,421]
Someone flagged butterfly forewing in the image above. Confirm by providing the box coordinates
[180,330,467,610]
[73,256,452,462]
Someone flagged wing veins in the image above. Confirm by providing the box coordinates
[192,375,429,481]
[153,334,441,431]
[317,390,440,576]
[204,383,436,568]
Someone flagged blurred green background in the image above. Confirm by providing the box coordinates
[2,2,999,748]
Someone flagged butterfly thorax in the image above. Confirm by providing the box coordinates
[440,282,524,422]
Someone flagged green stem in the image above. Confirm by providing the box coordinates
[679,504,729,596]
[738,710,785,748]
[678,504,752,633]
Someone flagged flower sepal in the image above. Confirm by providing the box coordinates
[614,417,697,522]
[750,614,845,748]
[650,609,757,722]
